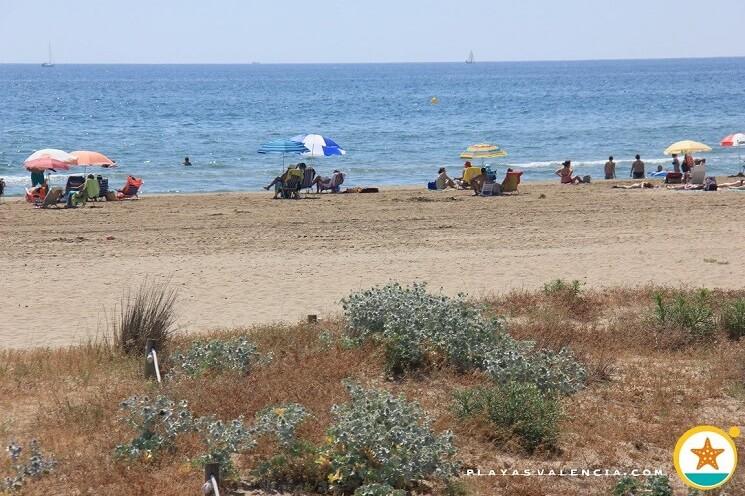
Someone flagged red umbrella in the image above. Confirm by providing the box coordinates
[24,157,73,172]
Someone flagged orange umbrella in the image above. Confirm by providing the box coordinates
[70,150,115,167]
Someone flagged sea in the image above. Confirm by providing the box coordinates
[2,58,745,196]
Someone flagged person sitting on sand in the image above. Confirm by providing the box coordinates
[183,157,192,166]
[630,154,645,179]
[434,167,457,190]
[604,156,616,179]
[556,161,584,184]
[612,182,654,189]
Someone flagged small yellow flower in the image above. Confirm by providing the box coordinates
[328,469,343,483]
[324,435,334,445]
[273,407,287,417]
[315,455,330,466]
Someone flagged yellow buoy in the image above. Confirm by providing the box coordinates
[430,96,439,105]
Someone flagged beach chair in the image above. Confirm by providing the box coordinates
[64,175,85,195]
[664,172,683,184]
[117,177,143,199]
[318,172,344,193]
[96,176,109,200]
[69,177,100,207]
[501,171,523,194]
[480,182,501,196]
[279,175,302,199]
[36,187,63,209]
[301,167,316,193]
[690,165,706,185]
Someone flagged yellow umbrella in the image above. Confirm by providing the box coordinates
[460,143,508,160]
[664,140,711,156]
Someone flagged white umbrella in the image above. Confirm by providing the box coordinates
[290,134,346,158]
[24,149,77,164]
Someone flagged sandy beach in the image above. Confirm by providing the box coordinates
[2,182,744,348]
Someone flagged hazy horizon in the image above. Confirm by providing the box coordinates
[1,0,744,64]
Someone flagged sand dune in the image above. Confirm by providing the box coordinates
[2,183,744,348]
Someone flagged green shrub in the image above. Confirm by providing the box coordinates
[2,440,55,493]
[613,475,672,496]
[194,416,255,476]
[453,383,561,452]
[354,483,407,496]
[721,298,745,340]
[114,395,195,460]
[323,382,457,493]
[483,345,587,395]
[252,404,309,449]
[653,291,716,343]
[543,278,583,298]
[170,336,267,376]
[252,440,324,493]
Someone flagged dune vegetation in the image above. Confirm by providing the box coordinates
[2,281,745,495]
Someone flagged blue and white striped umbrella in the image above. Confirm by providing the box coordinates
[257,139,309,155]
[290,134,346,158]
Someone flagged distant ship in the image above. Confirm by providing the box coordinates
[41,42,54,67]
[465,50,475,64]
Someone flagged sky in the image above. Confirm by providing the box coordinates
[1,0,744,64]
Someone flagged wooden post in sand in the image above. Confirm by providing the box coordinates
[204,463,220,493]
[307,314,318,324]
[144,339,157,380]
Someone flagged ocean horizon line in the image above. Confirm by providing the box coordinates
[3,55,745,66]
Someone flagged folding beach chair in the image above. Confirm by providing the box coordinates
[689,165,706,185]
[279,175,302,199]
[36,187,63,208]
[301,167,316,193]
[501,171,523,194]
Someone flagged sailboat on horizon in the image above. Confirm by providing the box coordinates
[465,50,475,64]
[41,42,54,67]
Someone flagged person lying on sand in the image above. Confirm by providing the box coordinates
[556,161,584,184]
[613,182,655,189]
[666,183,704,190]
[718,179,745,189]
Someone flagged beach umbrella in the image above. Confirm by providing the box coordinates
[258,139,310,170]
[720,132,745,172]
[290,134,346,158]
[24,148,77,164]
[460,143,508,161]
[24,157,72,172]
[70,150,115,167]
[663,140,711,156]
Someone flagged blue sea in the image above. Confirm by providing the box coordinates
[2,59,745,196]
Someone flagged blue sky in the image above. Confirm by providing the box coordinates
[1,0,743,63]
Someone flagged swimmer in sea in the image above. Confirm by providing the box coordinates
[183,157,192,166]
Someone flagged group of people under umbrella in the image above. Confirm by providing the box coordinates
[22,148,142,207]
[258,134,348,199]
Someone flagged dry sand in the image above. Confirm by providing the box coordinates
[2,182,744,348]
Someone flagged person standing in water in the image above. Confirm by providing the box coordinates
[604,156,616,179]
[630,154,645,179]
[183,157,192,166]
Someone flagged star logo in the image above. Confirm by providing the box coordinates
[690,437,725,470]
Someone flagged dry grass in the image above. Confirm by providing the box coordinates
[2,286,745,495]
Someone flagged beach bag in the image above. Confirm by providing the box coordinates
[427,181,437,190]
[704,177,717,191]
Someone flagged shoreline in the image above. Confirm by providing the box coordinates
[3,183,745,349]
